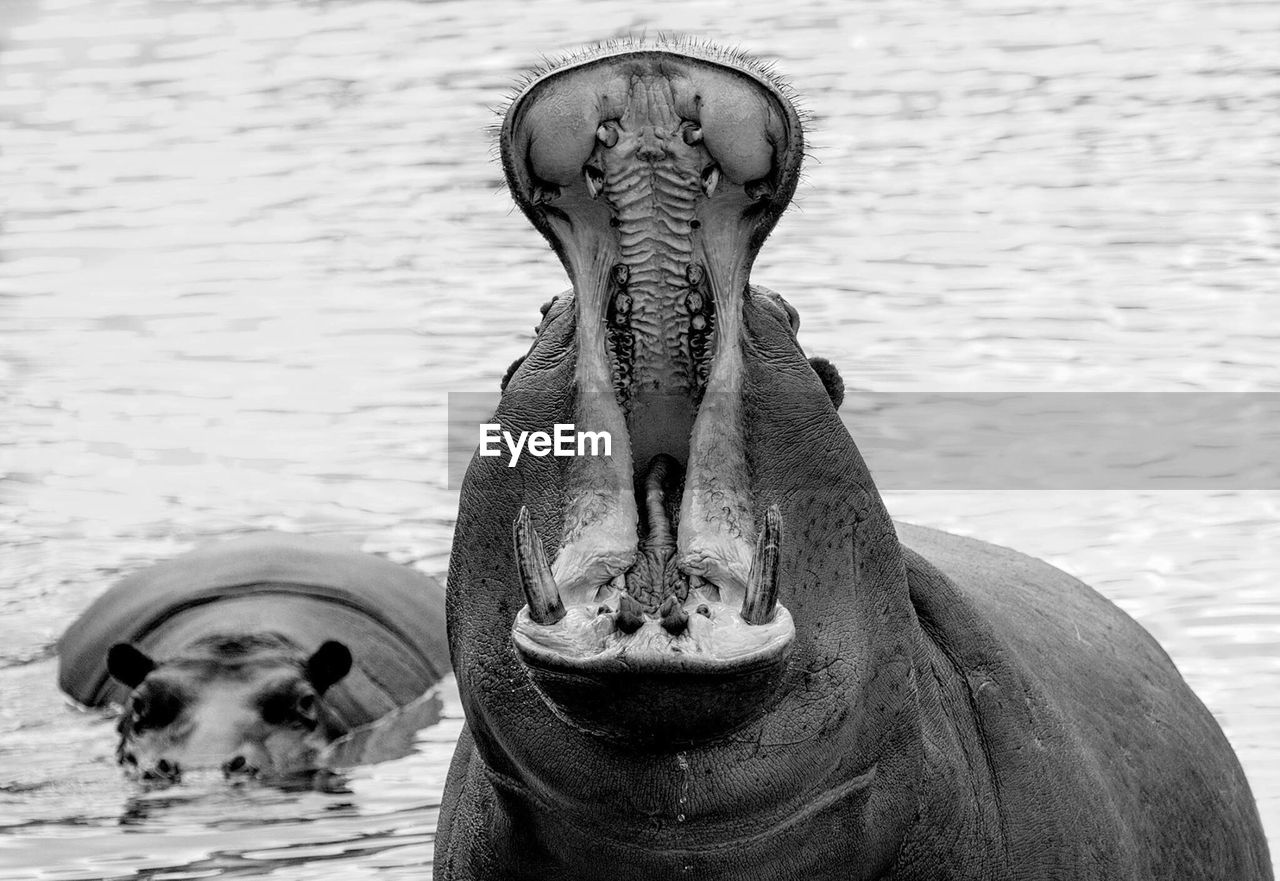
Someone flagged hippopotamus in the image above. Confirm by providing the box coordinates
[435,39,1273,879]
[58,532,450,783]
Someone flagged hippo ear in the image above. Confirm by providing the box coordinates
[305,640,352,693]
[107,643,156,688]
[808,357,845,409]
[500,355,526,392]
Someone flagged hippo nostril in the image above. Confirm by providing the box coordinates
[121,752,138,766]
[223,755,262,780]
[148,759,180,782]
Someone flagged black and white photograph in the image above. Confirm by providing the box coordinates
[1,0,1276,878]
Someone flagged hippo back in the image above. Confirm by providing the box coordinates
[58,532,450,730]
[896,521,1271,878]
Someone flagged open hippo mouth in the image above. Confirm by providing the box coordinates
[497,42,806,744]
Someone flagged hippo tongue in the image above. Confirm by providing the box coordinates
[623,454,686,614]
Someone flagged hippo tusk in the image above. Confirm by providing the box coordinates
[742,506,782,625]
[701,164,720,198]
[583,164,604,200]
[514,507,566,625]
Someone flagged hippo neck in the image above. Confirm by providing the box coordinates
[462,500,928,871]
[463,516,929,876]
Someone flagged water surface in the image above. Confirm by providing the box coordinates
[1,0,1277,877]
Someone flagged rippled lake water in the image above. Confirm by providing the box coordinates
[1,0,1277,877]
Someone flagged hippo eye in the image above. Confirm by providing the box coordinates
[130,687,180,731]
[261,689,318,729]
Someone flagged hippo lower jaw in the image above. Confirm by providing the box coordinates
[508,436,796,741]
[499,46,805,739]
[510,499,795,742]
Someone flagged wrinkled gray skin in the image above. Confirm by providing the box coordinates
[438,41,1272,880]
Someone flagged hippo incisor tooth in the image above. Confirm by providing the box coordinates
[742,505,782,625]
[659,595,690,635]
[514,506,566,625]
[615,593,645,634]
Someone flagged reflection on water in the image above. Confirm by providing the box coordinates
[1,0,1276,877]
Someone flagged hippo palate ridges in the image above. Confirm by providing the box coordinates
[501,43,803,695]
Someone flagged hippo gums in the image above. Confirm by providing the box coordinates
[58,532,450,784]
[436,38,1272,880]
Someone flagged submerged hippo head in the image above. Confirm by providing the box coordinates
[106,635,352,784]
[449,38,913,857]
